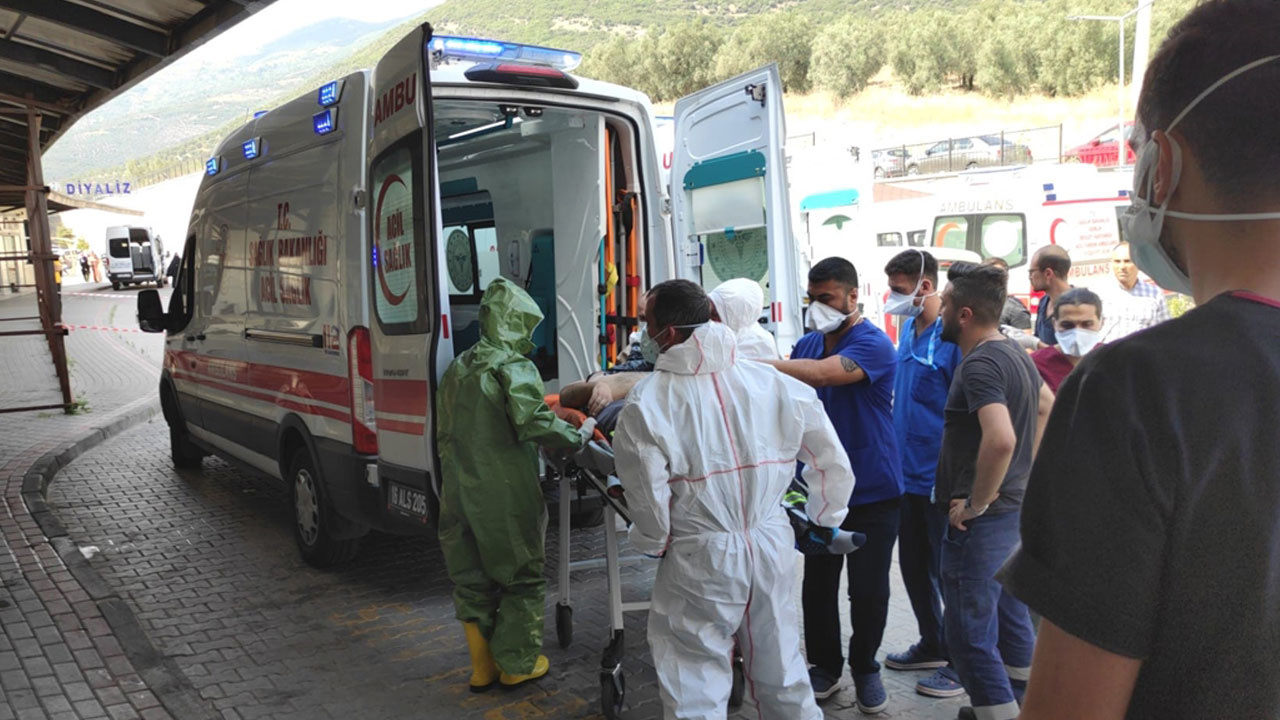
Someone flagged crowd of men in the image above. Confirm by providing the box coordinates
[432,2,1280,717]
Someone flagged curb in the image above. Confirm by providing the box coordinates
[18,398,219,720]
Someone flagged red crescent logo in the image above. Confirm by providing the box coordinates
[1049,218,1065,245]
[374,173,410,306]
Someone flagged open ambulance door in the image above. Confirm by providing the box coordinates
[366,23,445,528]
[671,64,802,354]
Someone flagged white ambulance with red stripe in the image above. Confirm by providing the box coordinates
[137,24,802,566]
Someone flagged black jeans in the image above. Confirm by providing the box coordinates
[898,492,947,659]
[803,497,902,676]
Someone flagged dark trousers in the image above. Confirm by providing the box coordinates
[803,497,901,676]
[940,510,1035,713]
[898,492,947,659]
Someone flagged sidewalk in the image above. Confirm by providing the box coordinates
[0,286,198,720]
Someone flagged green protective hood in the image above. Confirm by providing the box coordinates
[479,277,543,355]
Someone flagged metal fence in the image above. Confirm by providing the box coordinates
[871,125,1064,179]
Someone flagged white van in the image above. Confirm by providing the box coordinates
[106,225,166,290]
[137,25,801,566]
[925,164,1132,314]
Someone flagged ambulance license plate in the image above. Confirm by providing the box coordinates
[388,482,429,521]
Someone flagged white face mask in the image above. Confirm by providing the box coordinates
[806,300,852,334]
[1056,328,1101,357]
[885,250,938,317]
[1120,54,1280,296]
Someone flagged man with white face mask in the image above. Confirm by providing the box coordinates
[613,280,855,719]
[1029,288,1104,393]
[764,257,902,712]
[999,3,1280,718]
[881,250,967,700]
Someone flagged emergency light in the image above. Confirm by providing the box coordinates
[253,110,268,119]
[242,137,261,160]
[429,35,581,72]
[318,80,344,107]
[206,157,220,176]
[313,109,337,135]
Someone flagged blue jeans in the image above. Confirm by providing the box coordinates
[898,492,947,659]
[940,510,1034,718]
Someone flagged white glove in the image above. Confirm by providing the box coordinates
[1001,325,1040,350]
[577,417,598,445]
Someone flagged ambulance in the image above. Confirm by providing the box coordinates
[926,163,1133,313]
[136,25,802,566]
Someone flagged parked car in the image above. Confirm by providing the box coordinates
[1064,122,1136,166]
[906,135,1033,175]
[872,148,910,178]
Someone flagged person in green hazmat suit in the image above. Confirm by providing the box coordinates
[436,277,586,691]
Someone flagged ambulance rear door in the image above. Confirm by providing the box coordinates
[671,64,802,353]
[366,23,445,527]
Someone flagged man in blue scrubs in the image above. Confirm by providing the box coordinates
[764,257,902,714]
[881,250,965,699]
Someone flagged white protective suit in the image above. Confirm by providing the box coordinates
[614,322,855,720]
[709,278,780,360]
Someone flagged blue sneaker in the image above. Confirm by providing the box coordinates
[884,642,948,671]
[809,666,845,701]
[916,666,965,698]
[853,671,888,714]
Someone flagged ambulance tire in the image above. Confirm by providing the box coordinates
[169,421,203,470]
[289,447,360,567]
[112,281,121,291]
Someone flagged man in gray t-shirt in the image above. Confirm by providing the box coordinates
[935,262,1053,720]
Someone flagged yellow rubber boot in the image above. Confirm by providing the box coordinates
[462,622,500,693]
[500,654,550,687]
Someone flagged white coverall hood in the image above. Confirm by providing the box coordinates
[709,278,781,360]
[614,321,855,720]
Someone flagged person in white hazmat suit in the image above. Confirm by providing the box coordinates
[613,279,856,719]
[709,278,781,361]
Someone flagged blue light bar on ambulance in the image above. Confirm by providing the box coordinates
[206,157,220,176]
[429,35,581,72]
[318,80,344,107]
[242,137,261,160]
[313,109,337,135]
[253,110,268,119]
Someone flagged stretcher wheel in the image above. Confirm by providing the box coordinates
[556,603,573,649]
[600,671,625,719]
[729,652,745,708]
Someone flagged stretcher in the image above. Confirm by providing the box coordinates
[544,398,758,718]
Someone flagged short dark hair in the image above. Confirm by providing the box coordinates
[884,249,938,284]
[810,257,858,288]
[946,261,1007,326]
[1033,245,1071,278]
[981,256,1010,271]
[1137,0,1280,206]
[647,279,711,342]
[1053,287,1104,320]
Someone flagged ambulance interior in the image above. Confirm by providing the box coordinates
[433,100,644,390]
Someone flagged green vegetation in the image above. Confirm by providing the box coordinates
[71,0,1199,188]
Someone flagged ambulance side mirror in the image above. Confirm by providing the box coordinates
[137,289,166,333]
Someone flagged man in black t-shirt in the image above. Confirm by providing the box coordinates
[935,262,1054,720]
[999,3,1280,718]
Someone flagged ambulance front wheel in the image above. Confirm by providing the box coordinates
[290,447,360,567]
[169,421,203,470]
[111,281,120,291]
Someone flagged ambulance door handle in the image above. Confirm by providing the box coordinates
[186,333,205,342]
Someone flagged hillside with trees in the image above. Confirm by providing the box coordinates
[59,0,1196,191]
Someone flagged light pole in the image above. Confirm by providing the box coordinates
[1069,0,1155,167]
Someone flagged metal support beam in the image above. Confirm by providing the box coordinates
[23,107,73,411]
[0,75,74,110]
[1,0,170,59]
[0,40,117,89]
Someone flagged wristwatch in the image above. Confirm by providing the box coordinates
[964,497,990,516]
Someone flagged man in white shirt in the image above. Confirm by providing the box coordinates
[1102,241,1170,342]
